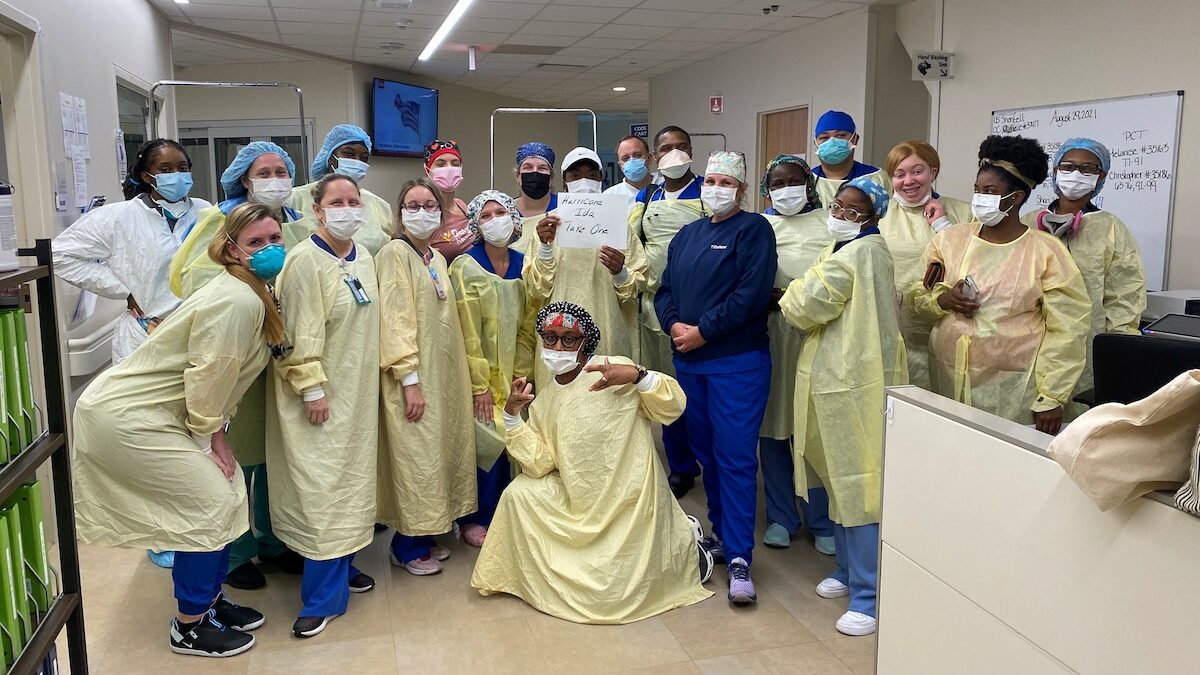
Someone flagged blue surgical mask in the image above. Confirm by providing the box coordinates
[230,237,287,280]
[151,171,193,202]
[817,138,854,165]
[622,157,648,182]
[333,157,369,181]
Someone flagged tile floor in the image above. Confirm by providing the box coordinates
[61,481,876,674]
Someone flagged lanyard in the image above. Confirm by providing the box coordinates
[339,258,371,305]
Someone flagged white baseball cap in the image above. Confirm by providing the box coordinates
[561,146,602,173]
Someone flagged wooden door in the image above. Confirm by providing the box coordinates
[758,106,808,211]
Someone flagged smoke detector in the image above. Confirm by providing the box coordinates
[374,0,412,9]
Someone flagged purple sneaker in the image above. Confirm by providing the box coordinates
[727,558,756,605]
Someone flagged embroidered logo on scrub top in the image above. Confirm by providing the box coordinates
[710,244,728,250]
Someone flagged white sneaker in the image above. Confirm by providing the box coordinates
[836,610,876,636]
[816,577,849,599]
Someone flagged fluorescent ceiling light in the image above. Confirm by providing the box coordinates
[612,86,627,92]
[174,0,189,4]
[418,0,476,61]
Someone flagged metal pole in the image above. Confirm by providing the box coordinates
[692,132,728,152]
[148,80,311,183]
[489,107,598,189]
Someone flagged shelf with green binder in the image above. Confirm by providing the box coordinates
[0,309,38,463]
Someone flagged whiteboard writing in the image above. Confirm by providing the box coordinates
[992,91,1183,291]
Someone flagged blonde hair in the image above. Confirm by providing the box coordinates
[207,202,286,346]
[886,140,941,177]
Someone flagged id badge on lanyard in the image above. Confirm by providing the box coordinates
[339,259,371,305]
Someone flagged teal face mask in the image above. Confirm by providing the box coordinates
[230,236,287,280]
[817,138,854,165]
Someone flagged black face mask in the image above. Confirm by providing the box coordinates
[520,172,552,200]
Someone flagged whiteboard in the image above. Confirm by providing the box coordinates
[991,91,1183,291]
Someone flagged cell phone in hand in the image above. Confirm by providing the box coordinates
[962,275,979,300]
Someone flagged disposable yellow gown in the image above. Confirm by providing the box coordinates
[780,235,907,527]
[267,237,380,560]
[524,224,648,387]
[470,358,712,624]
[909,224,1091,424]
[1021,209,1147,416]
[880,194,974,390]
[73,271,267,551]
[287,183,395,255]
[815,169,888,210]
[761,209,832,440]
[628,182,708,376]
[449,252,537,469]
[376,240,478,535]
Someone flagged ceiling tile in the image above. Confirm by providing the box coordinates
[587,24,671,41]
[273,7,361,23]
[179,4,274,20]
[636,39,700,52]
[276,21,361,36]
[518,20,602,37]
[636,0,742,11]
[190,18,278,33]
[174,0,269,6]
[613,8,709,27]
[690,12,779,30]
[310,46,356,58]
[453,17,528,34]
[533,5,628,23]
[799,1,866,18]
[498,33,580,47]
[555,46,631,59]
[621,48,690,61]
[270,0,358,7]
[360,12,444,29]
[287,34,360,46]
[570,37,648,51]
[660,27,747,42]
[468,3,544,21]
[479,53,550,64]
[548,0,641,6]
[722,0,826,14]
[446,30,518,45]
[356,24,436,40]
[756,16,819,31]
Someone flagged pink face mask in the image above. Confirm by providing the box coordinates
[429,165,464,192]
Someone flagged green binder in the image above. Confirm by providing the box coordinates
[0,311,22,458]
[1,505,30,645]
[0,519,21,667]
[0,329,9,464]
[12,483,49,614]
[10,310,36,447]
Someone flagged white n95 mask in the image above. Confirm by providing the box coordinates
[402,208,442,240]
[249,178,293,209]
[480,215,516,247]
[769,186,808,216]
[658,149,692,180]
[701,185,739,216]
[566,178,602,194]
[1056,170,1098,200]
[323,206,365,240]
[970,192,1015,228]
[541,345,581,376]
[826,214,862,242]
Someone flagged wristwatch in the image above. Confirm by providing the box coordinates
[634,365,648,384]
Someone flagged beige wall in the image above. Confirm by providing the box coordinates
[173,55,576,206]
[865,6,930,169]
[899,0,1199,289]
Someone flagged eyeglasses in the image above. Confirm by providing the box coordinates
[540,333,583,350]
[1057,161,1103,175]
[829,203,869,222]
[403,201,440,211]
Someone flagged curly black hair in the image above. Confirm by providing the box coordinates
[122,139,191,200]
[976,135,1049,205]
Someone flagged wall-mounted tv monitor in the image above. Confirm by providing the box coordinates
[371,78,438,158]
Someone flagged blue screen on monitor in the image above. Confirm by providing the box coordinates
[372,78,438,157]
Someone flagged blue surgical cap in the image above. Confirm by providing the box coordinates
[1052,137,1111,198]
[845,177,889,218]
[220,141,296,199]
[311,124,373,179]
[815,110,856,137]
[515,142,555,169]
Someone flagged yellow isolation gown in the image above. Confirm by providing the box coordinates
[1021,208,1146,417]
[470,357,712,624]
[376,239,478,535]
[880,194,974,390]
[449,248,537,469]
[73,271,267,551]
[760,208,833,441]
[267,237,380,560]
[287,183,395,255]
[815,168,888,210]
[909,224,1091,425]
[780,235,907,527]
[524,221,648,388]
[628,177,708,376]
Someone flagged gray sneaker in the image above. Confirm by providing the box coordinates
[727,558,757,605]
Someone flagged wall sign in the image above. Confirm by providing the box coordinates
[630,123,648,138]
[709,96,723,114]
[912,51,955,80]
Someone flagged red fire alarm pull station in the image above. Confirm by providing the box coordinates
[710,96,723,114]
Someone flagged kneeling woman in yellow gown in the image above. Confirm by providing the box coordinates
[267,174,381,639]
[73,202,287,658]
[470,301,713,624]
[377,178,478,576]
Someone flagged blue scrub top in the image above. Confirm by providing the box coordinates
[465,241,524,280]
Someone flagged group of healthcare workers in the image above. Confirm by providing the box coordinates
[55,103,1146,656]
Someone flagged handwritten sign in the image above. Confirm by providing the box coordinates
[555,192,628,250]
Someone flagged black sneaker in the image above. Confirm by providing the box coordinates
[349,572,375,593]
[225,561,266,590]
[292,615,331,638]
[686,515,714,584]
[699,536,725,565]
[170,610,255,658]
[373,523,388,533]
[259,549,305,575]
[668,472,695,498]
[212,592,265,631]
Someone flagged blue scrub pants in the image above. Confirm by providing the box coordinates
[457,454,512,528]
[173,545,230,615]
[830,523,879,617]
[391,533,435,564]
[758,436,835,538]
[300,554,357,618]
[674,348,771,565]
[663,416,700,477]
